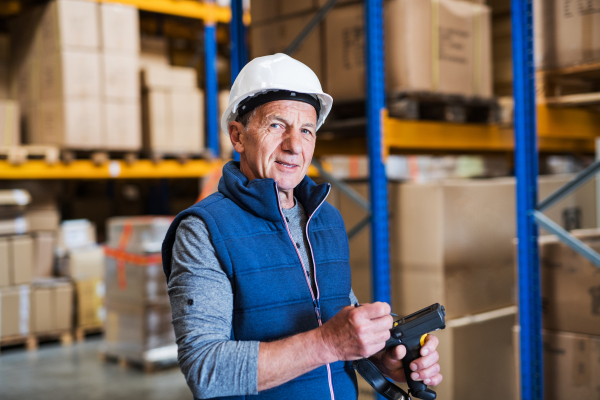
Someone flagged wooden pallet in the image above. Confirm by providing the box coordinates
[99,349,178,373]
[75,325,104,343]
[538,60,600,107]
[145,149,210,165]
[0,330,73,354]
[0,145,60,165]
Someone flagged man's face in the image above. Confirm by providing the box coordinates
[232,100,317,192]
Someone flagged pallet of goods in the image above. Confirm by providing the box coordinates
[101,216,176,372]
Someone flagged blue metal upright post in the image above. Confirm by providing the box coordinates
[365,1,390,307]
[511,1,542,399]
[205,1,219,157]
[230,0,246,162]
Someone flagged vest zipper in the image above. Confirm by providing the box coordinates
[274,182,335,400]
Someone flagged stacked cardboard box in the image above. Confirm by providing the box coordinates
[534,0,600,71]
[0,100,20,147]
[26,197,60,278]
[141,65,204,155]
[325,0,492,101]
[334,174,596,399]
[103,216,175,362]
[30,278,73,334]
[99,2,141,150]
[12,0,141,150]
[0,34,9,99]
[54,219,105,330]
[513,229,600,399]
[0,190,34,340]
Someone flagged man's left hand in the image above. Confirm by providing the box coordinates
[371,334,443,386]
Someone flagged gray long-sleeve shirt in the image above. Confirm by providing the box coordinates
[168,199,357,399]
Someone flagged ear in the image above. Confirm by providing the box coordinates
[229,121,245,154]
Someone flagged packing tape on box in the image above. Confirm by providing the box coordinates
[19,285,29,336]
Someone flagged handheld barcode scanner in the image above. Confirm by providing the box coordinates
[354,304,446,400]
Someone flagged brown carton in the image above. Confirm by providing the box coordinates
[74,277,105,328]
[388,175,595,319]
[538,230,600,336]
[98,2,139,53]
[140,36,169,68]
[40,50,101,100]
[0,285,30,338]
[514,328,600,400]
[33,232,56,278]
[36,99,103,148]
[325,0,492,101]
[101,53,140,100]
[26,208,60,231]
[104,302,175,361]
[10,235,34,285]
[57,245,105,280]
[534,0,600,70]
[103,100,141,151]
[250,0,319,24]
[39,0,100,53]
[31,278,73,333]
[250,14,322,83]
[0,238,9,287]
[0,101,20,146]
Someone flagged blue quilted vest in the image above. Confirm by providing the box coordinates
[162,161,358,400]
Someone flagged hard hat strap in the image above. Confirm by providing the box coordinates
[236,90,321,120]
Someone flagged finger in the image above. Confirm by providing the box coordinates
[382,349,405,372]
[420,334,439,356]
[358,302,391,319]
[369,314,393,332]
[409,350,439,371]
[423,373,443,386]
[410,363,440,382]
[390,344,407,361]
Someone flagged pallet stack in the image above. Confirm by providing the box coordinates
[102,216,175,371]
[12,0,141,151]
[334,174,597,400]
[514,230,600,399]
[0,190,33,347]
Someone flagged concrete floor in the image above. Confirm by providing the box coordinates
[0,336,192,400]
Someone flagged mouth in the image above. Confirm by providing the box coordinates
[275,161,299,169]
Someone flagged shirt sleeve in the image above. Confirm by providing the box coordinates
[349,288,359,306]
[168,216,260,399]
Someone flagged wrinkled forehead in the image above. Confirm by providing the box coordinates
[256,100,318,125]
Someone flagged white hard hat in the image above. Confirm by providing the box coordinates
[221,53,333,135]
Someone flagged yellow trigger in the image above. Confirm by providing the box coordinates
[420,333,428,346]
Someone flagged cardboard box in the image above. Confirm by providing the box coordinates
[101,53,140,100]
[105,259,168,306]
[74,277,105,327]
[58,219,97,251]
[141,65,198,90]
[537,230,600,336]
[142,89,204,154]
[514,328,600,400]
[31,278,73,333]
[250,14,322,83]
[104,302,175,360]
[534,0,600,70]
[57,245,105,280]
[36,98,103,148]
[103,100,141,150]
[107,217,173,253]
[251,0,319,24]
[40,50,101,100]
[0,285,31,338]
[26,208,60,231]
[39,0,100,53]
[140,36,169,68]
[219,90,234,159]
[388,175,596,319]
[325,0,492,100]
[33,232,56,278]
[98,2,139,53]
[0,101,20,146]
[0,217,28,236]
[0,239,9,287]
[10,235,34,286]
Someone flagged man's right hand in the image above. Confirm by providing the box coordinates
[319,302,393,362]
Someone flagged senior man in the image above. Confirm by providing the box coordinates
[162,54,442,400]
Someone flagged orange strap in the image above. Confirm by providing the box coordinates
[116,222,133,290]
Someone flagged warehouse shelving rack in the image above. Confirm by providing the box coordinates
[229,2,599,400]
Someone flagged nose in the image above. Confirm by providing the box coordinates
[281,129,303,155]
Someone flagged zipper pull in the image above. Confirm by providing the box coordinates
[313,299,321,320]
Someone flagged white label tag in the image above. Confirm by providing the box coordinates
[19,285,30,336]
